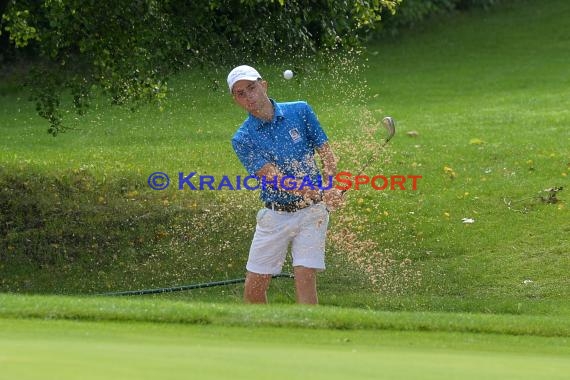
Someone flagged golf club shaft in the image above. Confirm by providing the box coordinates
[341,116,395,194]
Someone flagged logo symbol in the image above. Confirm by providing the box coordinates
[289,128,301,143]
[148,172,170,190]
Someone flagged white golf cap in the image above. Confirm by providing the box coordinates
[227,65,262,93]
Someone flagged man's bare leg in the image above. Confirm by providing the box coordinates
[244,272,272,303]
[294,266,318,304]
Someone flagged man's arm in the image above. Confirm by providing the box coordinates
[316,142,337,186]
[316,142,344,210]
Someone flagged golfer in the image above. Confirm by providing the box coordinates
[228,65,343,304]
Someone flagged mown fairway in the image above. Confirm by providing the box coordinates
[1,316,569,380]
[1,294,569,379]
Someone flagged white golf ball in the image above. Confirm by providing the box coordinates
[283,69,294,80]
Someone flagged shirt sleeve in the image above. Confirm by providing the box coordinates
[231,130,268,176]
[302,103,328,149]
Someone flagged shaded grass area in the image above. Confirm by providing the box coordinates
[0,166,259,293]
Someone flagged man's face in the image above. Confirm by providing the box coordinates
[232,79,269,114]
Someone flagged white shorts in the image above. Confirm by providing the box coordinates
[246,203,329,275]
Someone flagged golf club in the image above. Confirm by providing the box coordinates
[355,116,395,176]
[340,116,395,194]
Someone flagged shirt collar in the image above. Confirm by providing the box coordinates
[250,99,285,130]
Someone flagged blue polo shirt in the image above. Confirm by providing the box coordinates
[232,100,328,204]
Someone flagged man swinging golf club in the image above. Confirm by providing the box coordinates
[228,65,344,304]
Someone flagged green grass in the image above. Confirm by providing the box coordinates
[2,318,568,380]
[1,295,569,380]
[357,0,570,310]
[1,294,569,380]
[2,294,570,337]
[1,0,569,315]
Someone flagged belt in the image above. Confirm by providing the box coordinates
[265,201,316,212]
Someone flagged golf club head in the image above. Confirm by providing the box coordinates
[382,116,396,143]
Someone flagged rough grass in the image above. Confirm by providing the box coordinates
[0,0,568,314]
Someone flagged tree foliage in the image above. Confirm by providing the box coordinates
[1,0,502,134]
[0,0,400,135]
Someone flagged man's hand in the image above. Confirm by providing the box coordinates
[322,188,345,212]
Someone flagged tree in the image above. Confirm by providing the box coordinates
[1,0,400,135]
